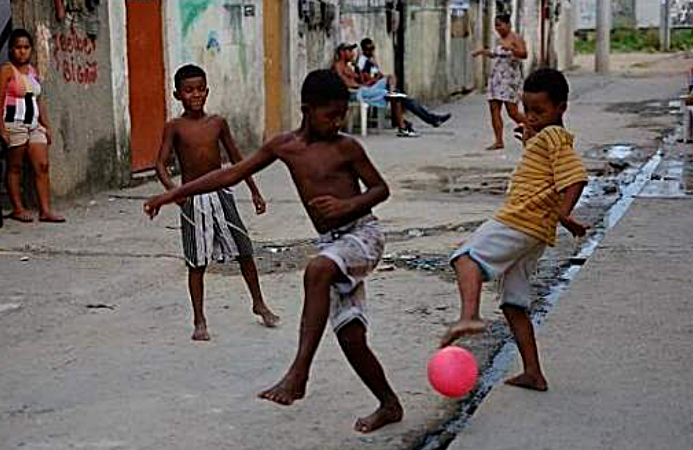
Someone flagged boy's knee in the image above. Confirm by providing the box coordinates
[304,256,338,282]
[188,266,206,275]
[453,255,480,276]
[337,321,367,348]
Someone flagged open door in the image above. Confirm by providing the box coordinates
[126,0,166,172]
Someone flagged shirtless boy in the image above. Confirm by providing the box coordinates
[145,69,403,433]
[155,64,279,340]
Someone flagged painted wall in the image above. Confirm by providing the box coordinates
[108,0,130,188]
[164,0,265,150]
[11,0,121,196]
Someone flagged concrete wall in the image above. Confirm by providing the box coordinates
[402,0,449,102]
[576,0,693,30]
[107,0,130,189]
[164,0,266,150]
[280,0,340,128]
[11,0,121,196]
[449,2,476,94]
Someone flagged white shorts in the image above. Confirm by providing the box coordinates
[318,215,384,333]
[450,219,546,309]
[6,122,47,148]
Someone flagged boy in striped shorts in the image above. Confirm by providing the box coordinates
[441,69,589,392]
[145,70,402,433]
[155,64,279,341]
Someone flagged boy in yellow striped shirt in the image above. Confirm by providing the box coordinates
[441,69,588,391]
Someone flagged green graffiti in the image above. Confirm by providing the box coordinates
[181,0,213,37]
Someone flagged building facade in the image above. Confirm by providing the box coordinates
[8,0,572,198]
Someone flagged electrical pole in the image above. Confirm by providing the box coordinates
[660,0,671,51]
[595,0,611,73]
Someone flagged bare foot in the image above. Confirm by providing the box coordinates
[191,325,210,341]
[440,319,487,348]
[504,372,548,392]
[253,305,280,328]
[485,143,504,150]
[354,402,404,433]
[258,372,307,406]
[38,212,66,223]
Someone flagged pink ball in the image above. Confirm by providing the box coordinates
[428,346,478,397]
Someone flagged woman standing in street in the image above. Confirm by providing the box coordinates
[0,28,63,223]
[474,13,527,150]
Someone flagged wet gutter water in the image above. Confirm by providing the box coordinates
[413,140,686,450]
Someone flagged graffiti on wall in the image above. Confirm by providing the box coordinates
[179,0,256,79]
[52,27,98,85]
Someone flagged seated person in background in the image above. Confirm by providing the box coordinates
[358,38,451,128]
[332,42,418,138]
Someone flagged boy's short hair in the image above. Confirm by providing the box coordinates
[301,69,350,107]
[174,64,206,90]
[360,38,374,50]
[523,68,569,105]
[495,13,511,24]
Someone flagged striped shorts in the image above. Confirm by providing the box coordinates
[180,188,253,268]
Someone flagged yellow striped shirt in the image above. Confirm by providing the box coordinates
[495,126,588,246]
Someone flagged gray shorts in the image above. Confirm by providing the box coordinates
[450,219,546,309]
[180,188,253,268]
[318,215,384,333]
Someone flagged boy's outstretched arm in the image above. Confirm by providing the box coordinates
[219,118,266,214]
[144,142,277,218]
[558,181,588,237]
[308,140,389,221]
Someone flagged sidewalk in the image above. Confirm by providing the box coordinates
[450,195,693,450]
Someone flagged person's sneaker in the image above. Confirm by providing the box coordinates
[432,113,452,128]
[397,127,419,137]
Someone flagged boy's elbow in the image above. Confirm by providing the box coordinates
[380,184,390,201]
[154,163,167,181]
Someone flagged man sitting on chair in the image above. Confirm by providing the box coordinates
[332,42,417,138]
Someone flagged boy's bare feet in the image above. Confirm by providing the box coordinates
[253,305,280,328]
[440,319,487,348]
[191,325,210,341]
[354,402,404,433]
[485,143,504,150]
[258,372,307,405]
[504,372,548,391]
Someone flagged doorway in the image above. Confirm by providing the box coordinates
[126,0,166,172]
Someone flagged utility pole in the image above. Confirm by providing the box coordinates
[595,0,611,74]
[660,0,671,51]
